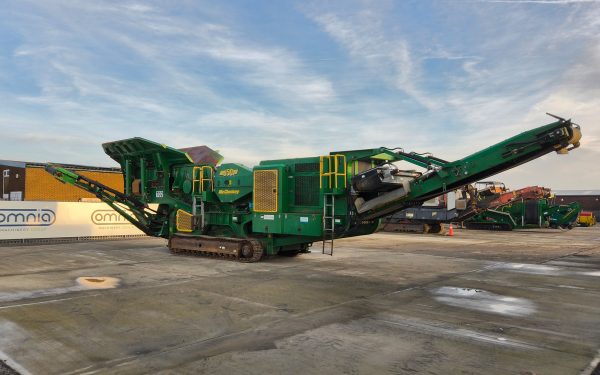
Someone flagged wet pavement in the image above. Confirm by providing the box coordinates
[0,227,599,374]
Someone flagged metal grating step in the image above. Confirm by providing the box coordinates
[0,360,20,375]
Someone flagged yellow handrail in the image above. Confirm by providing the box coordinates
[201,166,213,192]
[319,154,347,189]
[192,166,214,193]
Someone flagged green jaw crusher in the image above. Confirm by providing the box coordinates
[46,114,582,262]
[465,199,582,230]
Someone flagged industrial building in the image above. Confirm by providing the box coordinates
[0,160,122,201]
[554,190,600,217]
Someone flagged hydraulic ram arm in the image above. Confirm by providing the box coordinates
[45,164,166,237]
[358,117,582,220]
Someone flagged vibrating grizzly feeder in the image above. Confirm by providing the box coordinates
[46,115,582,261]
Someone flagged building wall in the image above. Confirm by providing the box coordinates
[556,195,600,217]
[0,165,25,200]
[0,201,146,240]
[24,167,123,201]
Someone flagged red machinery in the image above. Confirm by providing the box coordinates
[487,186,552,207]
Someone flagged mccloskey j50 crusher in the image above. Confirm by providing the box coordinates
[46,115,582,262]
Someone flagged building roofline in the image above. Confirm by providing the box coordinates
[554,190,600,196]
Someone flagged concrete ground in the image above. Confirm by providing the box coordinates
[1,227,599,375]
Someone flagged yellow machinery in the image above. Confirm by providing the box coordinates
[578,211,597,227]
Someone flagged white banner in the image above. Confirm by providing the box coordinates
[0,201,149,240]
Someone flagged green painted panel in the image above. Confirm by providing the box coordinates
[214,163,253,202]
[282,213,322,236]
[252,213,284,234]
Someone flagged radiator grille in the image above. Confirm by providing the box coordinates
[176,209,194,232]
[295,162,319,172]
[254,170,278,212]
[295,175,319,206]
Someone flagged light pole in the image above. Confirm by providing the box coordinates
[2,169,9,200]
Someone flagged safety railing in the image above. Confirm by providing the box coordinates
[319,154,347,189]
[192,166,214,193]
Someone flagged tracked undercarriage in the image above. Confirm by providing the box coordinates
[380,222,443,234]
[464,222,512,231]
[169,235,264,262]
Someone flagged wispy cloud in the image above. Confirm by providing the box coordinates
[0,0,598,188]
[305,6,435,109]
[4,0,334,119]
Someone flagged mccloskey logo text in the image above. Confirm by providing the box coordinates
[0,209,56,227]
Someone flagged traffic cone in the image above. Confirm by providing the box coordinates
[448,223,454,236]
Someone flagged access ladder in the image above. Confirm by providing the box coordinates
[322,193,335,255]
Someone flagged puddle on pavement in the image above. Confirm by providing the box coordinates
[432,286,536,317]
[581,271,600,277]
[0,277,121,303]
[491,262,600,277]
[76,277,120,289]
[493,263,561,275]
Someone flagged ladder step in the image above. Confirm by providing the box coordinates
[322,192,335,256]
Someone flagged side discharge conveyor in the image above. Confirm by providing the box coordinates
[46,114,582,261]
[465,196,582,230]
[381,183,496,234]
[381,184,559,234]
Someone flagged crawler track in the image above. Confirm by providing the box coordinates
[168,235,264,262]
[464,222,512,231]
[0,361,20,375]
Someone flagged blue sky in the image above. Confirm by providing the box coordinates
[0,0,598,189]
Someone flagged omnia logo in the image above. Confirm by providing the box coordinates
[0,209,56,227]
[91,210,130,225]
